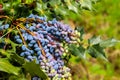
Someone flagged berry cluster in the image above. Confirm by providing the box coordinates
[14,14,79,80]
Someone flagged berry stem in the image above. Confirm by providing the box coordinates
[18,23,35,36]
[0,15,12,21]
[16,26,27,47]
[37,40,46,56]
[0,28,15,40]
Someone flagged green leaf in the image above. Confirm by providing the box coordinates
[69,44,86,59]
[88,36,102,45]
[5,38,18,52]
[9,74,27,80]
[0,49,11,58]
[55,6,67,16]
[91,0,99,4]
[49,0,61,5]
[87,44,108,61]
[26,0,34,4]
[88,36,119,48]
[100,38,120,48]
[80,0,92,10]
[68,4,78,13]
[0,58,20,75]
[69,44,80,56]
[36,2,42,10]
[23,61,48,79]
[76,27,84,41]
[78,45,86,59]
[10,53,25,65]
[0,21,4,25]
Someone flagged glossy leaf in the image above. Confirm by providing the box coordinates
[0,49,10,57]
[80,0,92,10]
[88,36,102,45]
[100,38,120,48]
[10,53,25,65]
[87,44,108,61]
[78,45,86,59]
[76,27,85,41]
[69,44,86,59]
[68,4,78,13]
[0,0,97,19]
[23,61,48,79]
[0,58,20,75]
[49,0,61,5]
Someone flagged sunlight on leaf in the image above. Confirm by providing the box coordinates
[0,58,20,75]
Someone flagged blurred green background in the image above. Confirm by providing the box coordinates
[69,0,120,80]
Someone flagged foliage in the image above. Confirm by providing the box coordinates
[0,0,98,19]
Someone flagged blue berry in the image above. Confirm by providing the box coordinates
[28,35,33,40]
[34,44,38,48]
[30,40,36,44]
[25,24,29,28]
[16,39,22,43]
[27,56,33,60]
[32,77,38,80]
[20,29,25,33]
[0,25,4,30]
[53,64,59,70]
[22,45,26,51]
[29,26,35,31]
[20,52,25,57]
[24,52,31,56]
[4,24,9,29]
[45,49,49,53]
[29,50,34,54]
[55,53,59,57]
[28,14,35,18]
[37,51,41,56]
[47,55,53,61]
[46,53,51,57]
[15,35,20,39]
[34,47,41,51]
[28,43,33,47]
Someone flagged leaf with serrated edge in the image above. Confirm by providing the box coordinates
[76,27,84,41]
[68,4,78,13]
[23,61,48,79]
[0,58,20,75]
[80,0,92,10]
[100,38,120,48]
[78,45,86,59]
[88,36,102,45]
[69,44,86,59]
[87,44,108,61]
[10,54,25,65]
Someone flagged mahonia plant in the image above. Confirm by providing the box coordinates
[0,0,98,19]
[0,0,119,80]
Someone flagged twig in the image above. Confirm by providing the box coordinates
[17,23,35,36]
[16,26,27,47]
[0,28,15,40]
[37,40,46,56]
[0,15,12,21]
